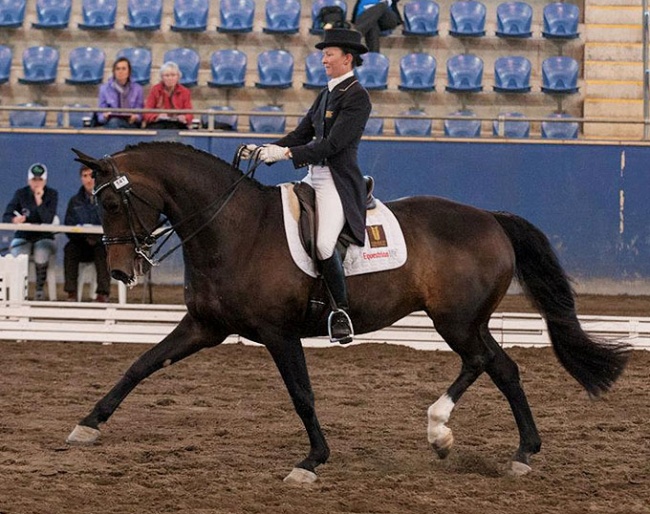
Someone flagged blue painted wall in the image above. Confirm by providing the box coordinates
[1,132,648,290]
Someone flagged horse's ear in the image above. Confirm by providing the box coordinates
[71,148,100,171]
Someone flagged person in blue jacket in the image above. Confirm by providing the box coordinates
[2,163,58,300]
[63,166,110,302]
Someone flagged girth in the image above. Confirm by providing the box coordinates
[293,175,377,262]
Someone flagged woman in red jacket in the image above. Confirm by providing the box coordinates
[143,61,193,129]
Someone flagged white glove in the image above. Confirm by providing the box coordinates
[239,144,259,160]
[259,144,290,164]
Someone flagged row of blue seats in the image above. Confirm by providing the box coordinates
[0,0,580,40]
[6,103,580,139]
[0,45,580,95]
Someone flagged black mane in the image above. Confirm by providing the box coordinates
[119,141,274,193]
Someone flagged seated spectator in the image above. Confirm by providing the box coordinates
[63,166,110,302]
[97,57,144,129]
[352,0,403,53]
[143,61,193,129]
[2,163,58,300]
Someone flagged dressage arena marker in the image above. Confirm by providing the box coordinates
[0,300,648,350]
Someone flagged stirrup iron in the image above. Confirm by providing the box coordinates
[327,308,354,344]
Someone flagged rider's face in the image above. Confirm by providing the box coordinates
[321,47,352,79]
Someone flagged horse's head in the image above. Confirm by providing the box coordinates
[72,148,164,285]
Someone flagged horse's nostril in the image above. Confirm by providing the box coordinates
[111,270,131,283]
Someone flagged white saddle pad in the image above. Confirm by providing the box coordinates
[279,183,407,278]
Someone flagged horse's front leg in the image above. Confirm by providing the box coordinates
[66,314,227,444]
[264,336,329,484]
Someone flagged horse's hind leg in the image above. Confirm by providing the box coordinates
[482,328,541,475]
[427,320,493,459]
[264,336,329,484]
[67,315,227,445]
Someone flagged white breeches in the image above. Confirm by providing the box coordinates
[302,165,345,260]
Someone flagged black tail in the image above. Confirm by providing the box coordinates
[492,211,630,397]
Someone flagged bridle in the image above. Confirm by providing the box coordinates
[92,146,263,267]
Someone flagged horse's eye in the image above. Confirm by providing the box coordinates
[100,198,120,215]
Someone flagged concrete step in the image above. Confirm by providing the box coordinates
[585,24,643,42]
[584,97,643,118]
[583,122,644,139]
[585,5,643,24]
[585,79,643,98]
[585,42,642,61]
[586,0,642,6]
[584,60,644,80]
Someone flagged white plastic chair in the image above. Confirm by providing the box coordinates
[77,261,127,303]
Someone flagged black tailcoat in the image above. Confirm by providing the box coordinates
[273,75,371,246]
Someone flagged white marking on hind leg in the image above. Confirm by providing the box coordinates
[427,394,455,458]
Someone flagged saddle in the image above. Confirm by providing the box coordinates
[293,176,377,263]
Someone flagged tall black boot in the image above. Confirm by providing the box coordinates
[34,263,48,301]
[319,251,354,344]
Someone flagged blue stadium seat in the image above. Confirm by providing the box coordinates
[364,113,384,136]
[0,45,12,84]
[493,56,531,93]
[303,51,328,90]
[18,46,59,85]
[255,49,294,89]
[449,1,486,37]
[356,52,389,91]
[116,47,152,85]
[171,0,209,32]
[65,46,105,85]
[444,109,481,137]
[541,112,579,139]
[217,0,254,33]
[310,0,347,35]
[395,109,432,136]
[398,52,436,92]
[249,105,286,133]
[207,49,246,88]
[0,0,26,28]
[541,56,579,94]
[542,2,579,40]
[492,112,530,138]
[9,103,47,127]
[78,0,117,30]
[402,0,439,37]
[201,105,238,131]
[57,103,93,127]
[32,0,71,29]
[163,48,200,88]
[445,54,483,92]
[124,0,162,31]
[263,0,300,35]
[496,1,532,38]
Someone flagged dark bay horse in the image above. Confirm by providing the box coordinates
[67,142,629,483]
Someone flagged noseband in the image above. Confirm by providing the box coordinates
[93,151,262,267]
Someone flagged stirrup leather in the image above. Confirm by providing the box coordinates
[327,308,354,344]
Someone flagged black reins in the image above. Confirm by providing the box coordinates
[93,145,264,267]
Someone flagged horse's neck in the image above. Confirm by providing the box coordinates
[162,172,275,254]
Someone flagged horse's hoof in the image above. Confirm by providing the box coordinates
[283,467,318,484]
[508,460,532,477]
[66,424,101,445]
[430,428,454,459]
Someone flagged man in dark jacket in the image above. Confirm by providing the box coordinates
[63,166,110,302]
[2,163,58,300]
[242,29,371,344]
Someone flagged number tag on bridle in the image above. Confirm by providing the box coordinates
[112,175,130,191]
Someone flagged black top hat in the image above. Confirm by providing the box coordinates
[315,28,368,54]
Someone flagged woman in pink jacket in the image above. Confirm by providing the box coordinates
[143,61,193,129]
